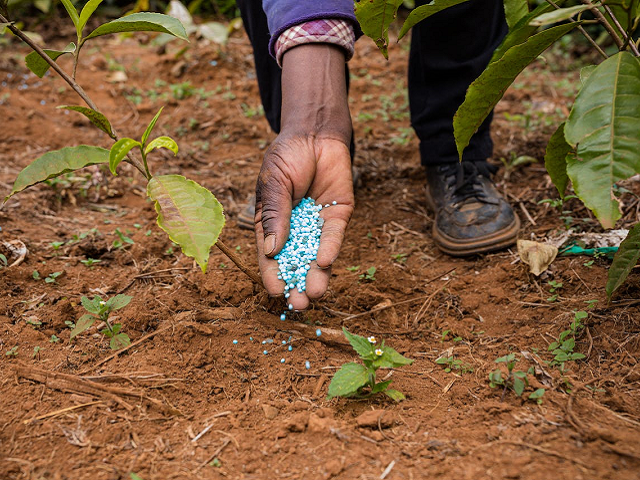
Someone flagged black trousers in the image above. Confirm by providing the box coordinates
[237,0,507,166]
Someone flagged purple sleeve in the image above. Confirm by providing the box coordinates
[262,0,358,57]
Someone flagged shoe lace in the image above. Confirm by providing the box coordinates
[441,161,497,204]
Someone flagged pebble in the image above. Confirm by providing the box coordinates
[280,314,286,321]
[281,358,285,363]
[263,350,268,355]
[288,345,293,351]
[232,339,238,344]
[305,361,311,370]
[315,329,322,337]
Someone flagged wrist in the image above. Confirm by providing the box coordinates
[280,44,352,145]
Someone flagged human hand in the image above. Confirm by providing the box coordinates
[254,44,354,310]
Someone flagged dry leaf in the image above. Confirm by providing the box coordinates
[517,239,558,276]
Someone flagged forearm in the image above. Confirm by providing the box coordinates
[280,44,352,145]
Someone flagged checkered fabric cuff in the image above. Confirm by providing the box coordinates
[274,19,356,68]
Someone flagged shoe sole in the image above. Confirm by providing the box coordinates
[425,185,520,256]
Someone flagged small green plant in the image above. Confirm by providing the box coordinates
[328,328,413,401]
[346,265,360,272]
[45,271,63,284]
[585,299,598,309]
[70,294,133,350]
[359,266,377,282]
[489,353,544,403]
[435,354,473,374]
[0,253,7,268]
[5,346,18,357]
[49,241,65,250]
[32,346,41,359]
[391,253,408,263]
[112,228,134,249]
[50,335,60,343]
[548,310,587,372]
[32,270,41,280]
[80,258,101,267]
[546,280,563,302]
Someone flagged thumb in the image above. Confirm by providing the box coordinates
[255,163,292,258]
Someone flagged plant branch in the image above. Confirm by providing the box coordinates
[215,239,263,288]
[581,0,625,50]
[602,4,640,56]
[544,0,608,59]
[1,14,149,177]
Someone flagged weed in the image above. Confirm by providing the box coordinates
[548,311,587,373]
[489,353,545,404]
[32,346,41,359]
[32,270,40,280]
[435,354,473,374]
[585,299,598,309]
[346,265,360,272]
[80,258,101,267]
[70,295,133,350]
[112,228,134,249]
[546,280,563,302]
[5,346,18,357]
[359,266,377,282]
[391,253,408,264]
[65,320,75,330]
[327,328,413,401]
[45,271,63,284]
[49,241,65,250]
[49,335,60,343]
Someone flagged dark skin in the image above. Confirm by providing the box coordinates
[254,44,354,310]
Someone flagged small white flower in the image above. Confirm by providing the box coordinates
[99,301,106,306]
[368,336,377,344]
[375,348,383,357]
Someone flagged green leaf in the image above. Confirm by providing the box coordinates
[373,345,414,369]
[528,388,545,400]
[78,0,104,35]
[144,136,179,156]
[81,295,102,314]
[565,52,640,229]
[342,327,374,358]
[544,122,572,198]
[490,2,557,64]
[142,107,164,146]
[529,5,590,26]
[513,377,525,396]
[59,0,80,30]
[109,138,141,176]
[327,363,370,399]
[106,294,132,311]
[503,0,529,30]
[355,0,404,59]
[371,379,393,394]
[570,352,586,361]
[4,145,109,203]
[384,389,406,402]
[454,23,576,161]
[398,0,469,40]
[110,332,131,350]
[147,175,225,273]
[580,65,596,85]
[25,43,76,78]
[606,223,640,298]
[57,105,115,139]
[84,12,188,41]
[70,314,96,339]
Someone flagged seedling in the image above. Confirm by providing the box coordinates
[488,353,544,403]
[45,272,63,284]
[359,266,377,282]
[346,265,360,272]
[585,299,598,310]
[0,254,7,268]
[32,270,41,280]
[391,253,408,264]
[80,258,101,267]
[32,346,41,359]
[548,310,587,372]
[50,241,65,250]
[50,335,60,343]
[435,354,473,374]
[71,294,133,350]
[112,228,134,249]
[327,328,413,401]
[5,346,18,357]
[546,280,563,302]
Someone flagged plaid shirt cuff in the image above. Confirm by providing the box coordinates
[274,19,356,68]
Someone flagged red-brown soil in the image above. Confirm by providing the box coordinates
[1,18,639,480]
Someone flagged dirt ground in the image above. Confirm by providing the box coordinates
[1,17,640,480]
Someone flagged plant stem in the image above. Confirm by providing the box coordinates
[602,4,640,56]
[544,0,608,59]
[1,14,149,178]
[581,0,626,50]
[215,239,263,288]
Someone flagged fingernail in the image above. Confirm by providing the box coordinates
[264,234,276,256]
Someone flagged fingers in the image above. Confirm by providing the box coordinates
[255,160,292,258]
